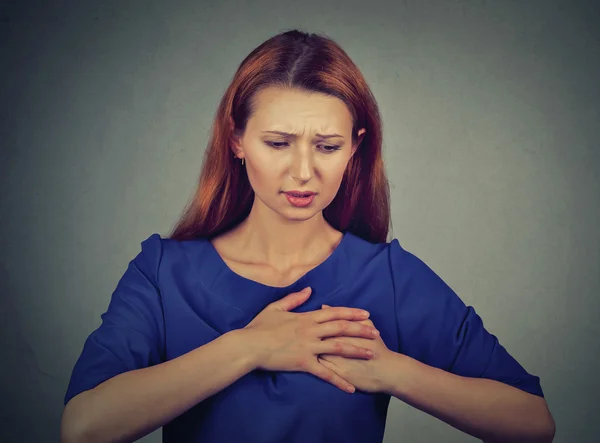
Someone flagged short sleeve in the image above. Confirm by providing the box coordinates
[389,240,544,397]
[64,233,166,405]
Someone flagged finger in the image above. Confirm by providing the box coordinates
[311,306,370,323]
[270,287,312,312]
[315,320,379,339]
[351,317,375,327]
[308,361,355,393]
[361,318,375,327]
[321,304,374,327]
[317,339,374,359]
[319,357,344,374]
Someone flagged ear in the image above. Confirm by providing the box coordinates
[229,118,245,159]
[230,136,244,159]
[351,128,367,157]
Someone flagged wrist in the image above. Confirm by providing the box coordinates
[222,328,262,372]
[378,350,414,397]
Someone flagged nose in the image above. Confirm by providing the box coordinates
[289,146,314,184]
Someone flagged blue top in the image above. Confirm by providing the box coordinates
[65,231,544,443]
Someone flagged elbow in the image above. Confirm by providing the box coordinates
[60,404,85,443]
[540,416,556,443]
[61,410,81,443]
[61,394,96,443]
[527,411,558,443]
[536,399,556,443]
[481,410,556,443]
[524,394,556,443]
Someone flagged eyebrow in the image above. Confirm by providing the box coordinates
[261,130,344,139]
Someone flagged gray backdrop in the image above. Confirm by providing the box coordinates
[1,1,599,442]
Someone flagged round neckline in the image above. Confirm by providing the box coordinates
[205,231,350,291]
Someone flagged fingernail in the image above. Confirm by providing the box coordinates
[366,350,374,357]
[372,329,380,337]
[361,310,369,317]
[347,385,355,393]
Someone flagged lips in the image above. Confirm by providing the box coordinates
[284,191,316,197]
[283,191,317,208]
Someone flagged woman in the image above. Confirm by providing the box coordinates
[61,30,555,443]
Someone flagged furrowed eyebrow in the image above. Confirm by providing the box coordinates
[261,130,344,140]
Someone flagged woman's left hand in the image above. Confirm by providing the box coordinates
[318,304,395,394]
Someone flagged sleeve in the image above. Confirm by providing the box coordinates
[389,240,544,397]
[64,233,166,405]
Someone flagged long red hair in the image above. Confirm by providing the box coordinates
[169,30,391,243]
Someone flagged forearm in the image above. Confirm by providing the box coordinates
[61,329,257,443]
[381,352,555,443]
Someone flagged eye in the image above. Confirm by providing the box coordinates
[265,141,289,149]
[318,144,341,153]
[265,141,341,153]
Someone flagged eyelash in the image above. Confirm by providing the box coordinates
[265,141,341,153]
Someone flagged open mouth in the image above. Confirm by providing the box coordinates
[283,191,317,207]
[286,191,316,197]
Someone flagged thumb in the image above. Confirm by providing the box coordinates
[272,287,312,312]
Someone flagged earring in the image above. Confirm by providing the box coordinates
[233,153,244,166]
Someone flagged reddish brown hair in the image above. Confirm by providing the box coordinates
[169,30,390,243]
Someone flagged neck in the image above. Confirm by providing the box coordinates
[233,197,341,268]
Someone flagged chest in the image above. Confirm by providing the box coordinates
[220,258,319,288]
[159,268,399,441]
[161,273,400,360]
[165,369,391,443]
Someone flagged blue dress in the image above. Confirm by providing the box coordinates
[64,231,544,443]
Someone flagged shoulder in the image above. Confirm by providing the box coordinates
[339,233,424,290]
[134,232,214,276]
[386,238,437,281]
[344,231,390,258]
[344,233,426,277]
[350,234,455,300]
[384,239,466,320]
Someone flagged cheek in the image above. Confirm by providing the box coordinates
[245,154,283,194]
[246,164,276,192]
[243,142,271,189]
[319,161,349,190]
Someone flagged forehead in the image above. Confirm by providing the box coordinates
[247,86,353,134]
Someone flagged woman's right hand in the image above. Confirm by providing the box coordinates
[242,287,379,393]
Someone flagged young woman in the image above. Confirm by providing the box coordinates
[61,30,555,443]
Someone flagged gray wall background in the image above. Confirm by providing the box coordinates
[1,1,599,442]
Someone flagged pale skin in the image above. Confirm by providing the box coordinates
[216,85,556,442]
[60,85,555,443]
[59,86,375,443]
[213,86,365,288]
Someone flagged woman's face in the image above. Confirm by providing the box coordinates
[233,86,365,222]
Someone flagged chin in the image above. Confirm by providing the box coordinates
[255,194,329,222]
[280,208,321,222]
[277,200,329,221]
